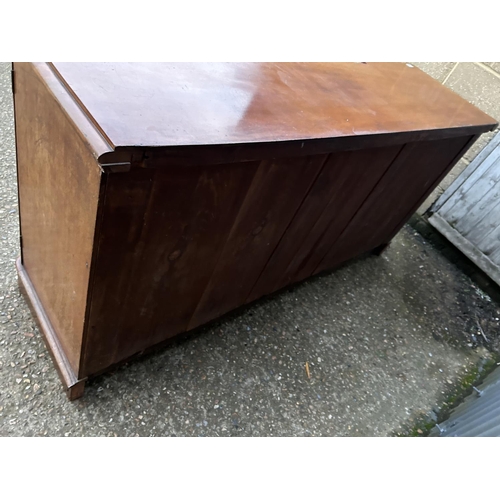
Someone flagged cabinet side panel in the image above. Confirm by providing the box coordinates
[316,136,473,274]
[14,63,102,374]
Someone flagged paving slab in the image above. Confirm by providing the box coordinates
[484,62,500,74]
[444,62,500,163]
[1,62,499,437]
[411,62,455,83]
[415,61,500,214]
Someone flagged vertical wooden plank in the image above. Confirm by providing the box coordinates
[432,130,500,212]
[459,171,500,245]
[429,212,500,287]
[14,63,102,375]
[431,136,500,282]
[467,137,500,260]
[315,136,472,274]
[247,145,404,302]
[80,168,156,375]
[82,162,259,376]
[478,223,500,263]
[187,155,327,331]
[441,154,500,232]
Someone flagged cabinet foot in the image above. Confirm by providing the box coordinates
[67,380,86,400]
[372,242,390,256]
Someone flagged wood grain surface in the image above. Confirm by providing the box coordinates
[50,63,497,149]
[14,63,103,374]
[82,163,261,375]
[247,145,404,300]
[316,136,474,273]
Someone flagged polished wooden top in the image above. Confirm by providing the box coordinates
[49,62,497,149]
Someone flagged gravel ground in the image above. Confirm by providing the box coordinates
[1,62,499,437]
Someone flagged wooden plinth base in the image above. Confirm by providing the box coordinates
[16,257,86,400]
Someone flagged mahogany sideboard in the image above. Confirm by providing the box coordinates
[12,62,497,399]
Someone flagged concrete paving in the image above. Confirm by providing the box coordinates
[412,62,500,215]
[1,62,500,437]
